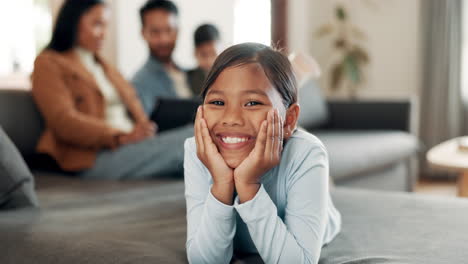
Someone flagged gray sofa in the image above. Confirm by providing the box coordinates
[310,101,418,192]
[2,89,468,263]
[2,175,468,263]
[0,89,419,191]
[296,80,419,192]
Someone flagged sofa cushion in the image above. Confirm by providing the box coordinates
[297,79,329,129]
[0,126,38,209]
[313,130,418,181]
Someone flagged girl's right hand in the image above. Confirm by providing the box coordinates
[195,106,235,204]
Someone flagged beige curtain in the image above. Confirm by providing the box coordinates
[420,0,468,176]
[419,0,465,176]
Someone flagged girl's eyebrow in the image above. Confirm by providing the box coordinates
[207,89,268,97]
[207,89,223,95]
[241,90,268,97]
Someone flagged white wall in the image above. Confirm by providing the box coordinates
[289,0,422,100]
[115,0,236,78]
[288,0,312,54]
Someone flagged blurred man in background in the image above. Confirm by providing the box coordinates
[132,0,192,115]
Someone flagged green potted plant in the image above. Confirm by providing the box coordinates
[315,4,370,99]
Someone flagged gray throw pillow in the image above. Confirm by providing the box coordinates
[0,126,38,209]
[297,78,329,129]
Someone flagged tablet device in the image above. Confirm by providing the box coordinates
[150,97,201,132]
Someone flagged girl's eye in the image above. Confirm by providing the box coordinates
[245,101,262,107]
[209,100,224,106]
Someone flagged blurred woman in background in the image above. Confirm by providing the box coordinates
[32,0,193,179]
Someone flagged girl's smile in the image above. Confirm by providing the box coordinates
[215,132,255,150]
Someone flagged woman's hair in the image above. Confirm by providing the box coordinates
[47,0,105,52]
[201,42,297,108]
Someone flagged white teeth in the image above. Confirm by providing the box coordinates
[221,137,248,144]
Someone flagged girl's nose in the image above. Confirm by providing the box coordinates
[221,106,244,127]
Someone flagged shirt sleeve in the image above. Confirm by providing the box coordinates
[184,139,237,264]
[234,146,338,264]
[130,74,153,116]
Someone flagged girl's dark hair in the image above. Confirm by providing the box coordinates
[47,0,105,52]
[201,42,297,108]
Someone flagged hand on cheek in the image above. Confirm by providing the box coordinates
[234,108,284,203]
[195,106,235,205]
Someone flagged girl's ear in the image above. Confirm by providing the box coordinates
[283,103,300,140]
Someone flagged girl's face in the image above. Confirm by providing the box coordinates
[203,63,287,169]
[77,4,109,53]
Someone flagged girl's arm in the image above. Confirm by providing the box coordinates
[184,138,237,264]
[234,146,340,264]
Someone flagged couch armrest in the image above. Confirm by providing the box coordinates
[320,100,411,132]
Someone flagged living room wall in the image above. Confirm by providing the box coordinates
[289,0,422,100]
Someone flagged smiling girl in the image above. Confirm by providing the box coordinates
[184,43,341,264]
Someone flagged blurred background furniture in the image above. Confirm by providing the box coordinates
[297,80,420,192]
[427,137,468,197]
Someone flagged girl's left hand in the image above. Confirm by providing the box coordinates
[234,108,284,203]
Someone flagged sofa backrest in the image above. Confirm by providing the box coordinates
[0,89,44,158]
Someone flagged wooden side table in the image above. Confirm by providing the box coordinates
[427,137,468,197]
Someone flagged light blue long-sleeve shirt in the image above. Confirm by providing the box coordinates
[184,129,341,264]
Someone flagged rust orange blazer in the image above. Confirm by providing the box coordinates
[32,49,149,171]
